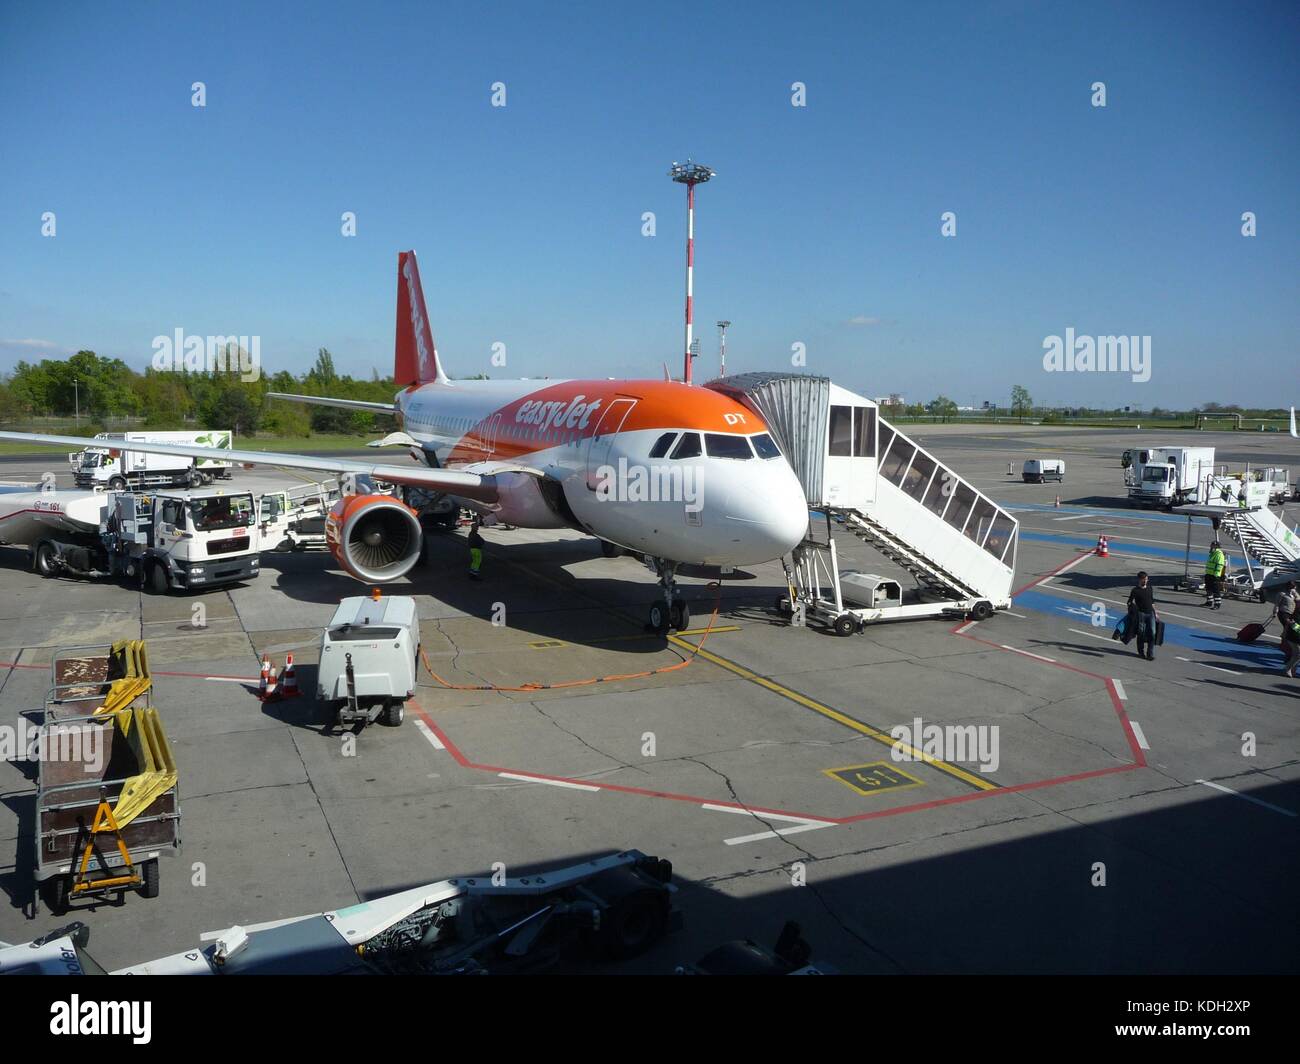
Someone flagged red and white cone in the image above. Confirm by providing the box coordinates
[264,662,280,702]
[1095,535,1109,558]
[281,653,299,699]
[259,656,271,701]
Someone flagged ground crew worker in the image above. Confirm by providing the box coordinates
[1203,540,1226,610]
[1127,571,1159,661]
[467,521,484,580]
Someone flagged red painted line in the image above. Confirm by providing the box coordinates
[1010,550,1092,597]
[833,763,1142,824]
[1106,677,1148,767]
[413,706,835,824]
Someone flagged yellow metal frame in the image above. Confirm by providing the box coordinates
[71,799,141,895]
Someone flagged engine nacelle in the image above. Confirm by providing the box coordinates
[326,494,423,583]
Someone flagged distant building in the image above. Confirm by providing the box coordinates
[875,394,904,407]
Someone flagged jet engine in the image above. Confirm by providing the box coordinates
[326,493,423,582]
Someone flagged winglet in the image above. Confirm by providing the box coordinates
[1291,406,1297,439]
[395,250,447,387]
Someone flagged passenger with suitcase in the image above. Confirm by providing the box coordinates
[1127,571,1160,661]
[1275,581,1300,677]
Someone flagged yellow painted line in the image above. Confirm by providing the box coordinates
[676,624,740,637]
[668,635,996,792]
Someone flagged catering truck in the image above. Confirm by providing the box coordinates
[70,430,233,490]
[1128,446,1218,508]
[0,484,259,592]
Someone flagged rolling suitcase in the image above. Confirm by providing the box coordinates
[1236,622,1266,644]
[1155,620,1166,646]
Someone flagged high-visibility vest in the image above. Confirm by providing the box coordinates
[1205,549,1226,577]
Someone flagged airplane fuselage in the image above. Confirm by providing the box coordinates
[394,376,809,566]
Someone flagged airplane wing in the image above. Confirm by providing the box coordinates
[265,392,397,414]
[0,431,499,503]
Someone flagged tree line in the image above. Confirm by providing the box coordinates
[0,349,395,436]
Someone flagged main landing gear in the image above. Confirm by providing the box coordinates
[647,557,691,634]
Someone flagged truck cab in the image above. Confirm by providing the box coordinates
[107,489,260,592]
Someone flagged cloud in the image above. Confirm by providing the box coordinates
[0,338,62,350]
[845,315,880,327]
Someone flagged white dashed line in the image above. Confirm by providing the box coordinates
[497,772,600,792]
[1175,656,1241,675]
[414,719,445,750]
[1004,610,1028,619]
[1111,679,1127,701]
[1068,627,1116,643]
[1196,779,1296,818]
[1129,720,1149,749]
[955,621,976,634]
[1000,645,1057,663]
[723,822,835,846]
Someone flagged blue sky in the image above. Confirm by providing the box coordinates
[1,0,1296,408]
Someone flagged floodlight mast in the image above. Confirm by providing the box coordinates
[716,320,731,377]
[668,160,714,385]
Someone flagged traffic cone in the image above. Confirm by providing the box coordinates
[264,662,280,702]
[1054,495,1061,508]
[281,653,299,699]
[258,656,271,700]
[1095,535,1109,558]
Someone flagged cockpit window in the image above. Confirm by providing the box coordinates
[704,433,754,460]
[649,432,678,459]
[752,433,781,459]
[670,433,702,459]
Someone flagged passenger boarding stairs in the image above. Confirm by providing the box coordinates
[1216,505,1300,573]
[843,510,982,600]
[706,374,1018,614]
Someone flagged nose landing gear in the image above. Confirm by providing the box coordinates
[647,558,691,634]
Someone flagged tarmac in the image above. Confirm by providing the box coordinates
[0,425,1296,973]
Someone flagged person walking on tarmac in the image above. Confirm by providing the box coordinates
[1127,571,1160,661]
[1203,539,1227,610]
[1275,580,1300,677]
[467,520,485,580]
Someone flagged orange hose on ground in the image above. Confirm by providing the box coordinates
[419,583,723,692]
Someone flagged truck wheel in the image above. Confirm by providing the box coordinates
[971,600,994,621]
[600,890,668,959]
[34,541,58,577]
[148,562,170,595]
[43,875,71,915]
[108,476,127,491]
[139,859,160,899]
[383,702,405,727]
[833,613,858,637]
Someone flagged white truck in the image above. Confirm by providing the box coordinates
[0,485,259,592]
[1252,467,1292,505]
[70,430,233,491]
[1128,446,1219,508]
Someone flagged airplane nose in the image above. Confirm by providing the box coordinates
[723,463,809,562]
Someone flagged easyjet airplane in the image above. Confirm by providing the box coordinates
[0,251,808,631]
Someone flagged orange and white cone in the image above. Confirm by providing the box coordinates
[263,661,279,702]
[281,653,299,699]
[259,656,271,700]
[1095,535,1109,558]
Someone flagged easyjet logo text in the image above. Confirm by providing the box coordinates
[515,395,600,432]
